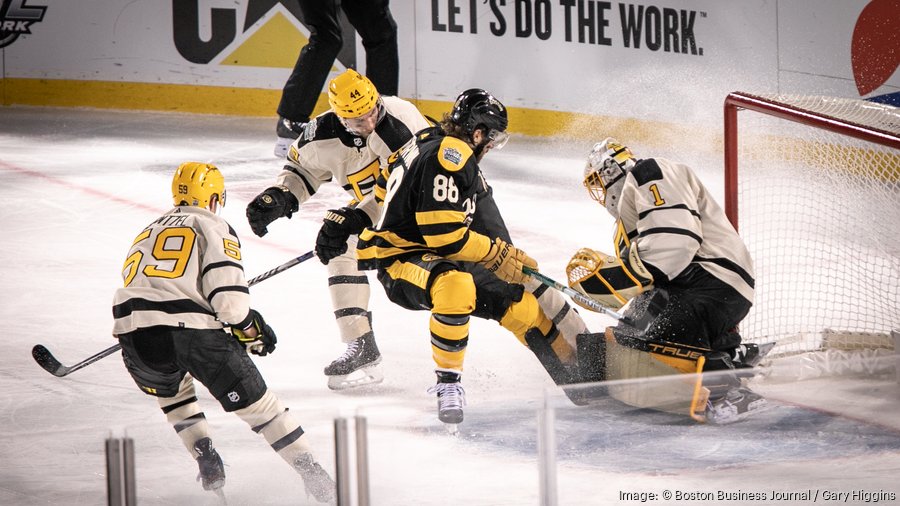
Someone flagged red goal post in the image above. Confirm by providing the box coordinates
[723,92,900,361]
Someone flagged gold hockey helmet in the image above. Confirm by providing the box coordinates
[583,138,635,209]
[171,162,226,208]
[328,69,380,119]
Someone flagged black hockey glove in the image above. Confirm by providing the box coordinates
[315,207,372,265]
[246,186,299,237]
[232,309,278,356]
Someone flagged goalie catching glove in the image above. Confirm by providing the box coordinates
[480,237,537,285]
[566,245,653,310]
[231,309,277,356]
[315,206,372,265]
[246,186,299,237]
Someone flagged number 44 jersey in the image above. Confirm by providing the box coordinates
[112,206,251,335]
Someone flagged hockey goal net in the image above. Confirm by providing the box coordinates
[724,92,900,365]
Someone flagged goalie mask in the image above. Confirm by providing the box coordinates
[583,138,636,217]
[172,162,226,211]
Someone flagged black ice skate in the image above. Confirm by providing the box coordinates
[427,370,466,430]
[324,334,383,390]
[706,386,768,424]
[274,117,307,158]
[293,453,336,503]
[193,437,225,492]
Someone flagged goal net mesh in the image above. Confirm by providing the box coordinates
[726,93,900,358]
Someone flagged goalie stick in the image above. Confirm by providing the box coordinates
[31,250,315,378]
[523,266,655,331]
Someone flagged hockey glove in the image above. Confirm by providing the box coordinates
[246,186,300,237]
[315,207,372,265]
[566,246,653,310]
[231,309,278,356]
[479,237,538,285]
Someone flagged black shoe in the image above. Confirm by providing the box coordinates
[324,333,383,390]
[193,437,225,491]
[293,453,336,503]
[274,117,307,157]
[428,370,466,424]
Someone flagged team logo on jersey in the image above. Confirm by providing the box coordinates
[0,0,47,49]
[227,391,240,403]
[442,147,462,165]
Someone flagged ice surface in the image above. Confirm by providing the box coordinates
[1,107,898,505]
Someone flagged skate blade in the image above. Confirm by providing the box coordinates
[706,398,770,425]
[327,366,384,390]
[212,486,227,505]
[444,423,460,436]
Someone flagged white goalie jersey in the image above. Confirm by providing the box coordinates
[616,157,755,304]
[276,96,431,204]
[112,206,251,335]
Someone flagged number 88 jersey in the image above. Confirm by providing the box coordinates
[357,128,488,270]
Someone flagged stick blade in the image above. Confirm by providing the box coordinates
[32,345,67,377]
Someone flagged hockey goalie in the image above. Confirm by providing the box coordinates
[568,138,770,424]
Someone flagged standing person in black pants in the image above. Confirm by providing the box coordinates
[275,0,399,157]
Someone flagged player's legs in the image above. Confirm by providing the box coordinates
[340,0,398,95]
[323,237,382,389]
[278,0,342,122]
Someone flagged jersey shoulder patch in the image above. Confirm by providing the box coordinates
[436,136,473,172]
[630,158,664,186]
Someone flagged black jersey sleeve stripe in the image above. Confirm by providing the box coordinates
[207,285,250,302]
[694,256,756,288]
[113,298,214,318]
[376,113,414,152]
[638,204,701,221]
[641,226,703,245]
[284,166,322,196]
[202,260,243,277]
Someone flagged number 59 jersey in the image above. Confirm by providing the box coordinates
[112,206,250,335]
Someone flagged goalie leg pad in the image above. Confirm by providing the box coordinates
[604,327,709,420]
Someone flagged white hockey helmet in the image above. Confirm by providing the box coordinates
[583,137,635,216]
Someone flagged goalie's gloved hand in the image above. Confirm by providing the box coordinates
[315,206,372,265]
[246,186,299,237]
[480,237,538,284]
[231,309,278,356]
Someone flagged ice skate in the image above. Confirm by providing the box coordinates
[324,334,383,390]
[193,437,225,492]
[427,370,466,431]
[706,386,768,424]
[293,453,336,504]
[274,117,306,158]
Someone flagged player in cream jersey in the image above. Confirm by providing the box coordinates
[113,162,335,501]
[246,69,431,390]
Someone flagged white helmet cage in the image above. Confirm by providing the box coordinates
[583,138,635,213]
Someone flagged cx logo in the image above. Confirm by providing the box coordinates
[0,0,46,49]
[172,0,355,67]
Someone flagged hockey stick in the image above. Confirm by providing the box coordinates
[523,266,649,330]
[31,250,315,377]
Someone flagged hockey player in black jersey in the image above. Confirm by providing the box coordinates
[113,163,335,501]
[315,89,587,426]
[570,138,767,423]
